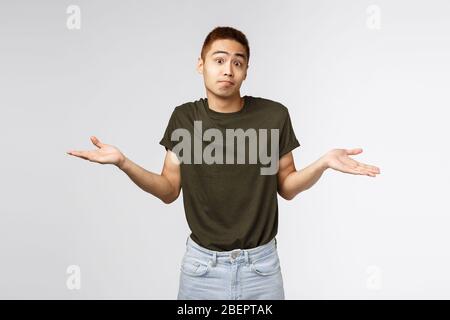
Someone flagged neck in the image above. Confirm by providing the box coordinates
[205,90,244,113]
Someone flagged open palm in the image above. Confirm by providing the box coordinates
[324,148,381,177]
[67,136,125,166]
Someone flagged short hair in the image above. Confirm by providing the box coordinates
[200,26,250,64]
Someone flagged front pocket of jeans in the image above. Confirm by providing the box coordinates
[250,252,281,276]
[180,255,210,277]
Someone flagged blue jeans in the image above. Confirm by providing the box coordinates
[177,235,285,300]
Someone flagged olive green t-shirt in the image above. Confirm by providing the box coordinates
[159,95,300,251]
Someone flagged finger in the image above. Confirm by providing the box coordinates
[348,163,375,176]
[90,136,103,148]
[344,159,379,174]
[366,166,380,174]
[67,150,91,161]
[357,166,378,176]
[361,167,378,177]
[347,168,363,175]
[339,162,364,175]
[67,151,88,160]
[345,148,363,155]
[341,161,378,177]
[357,162,381,173]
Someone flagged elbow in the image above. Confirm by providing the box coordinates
[283,194,295,201]
[279,190,296,201]
[160,189,180,204]
[161,194,176,204]
[161,197,173,205]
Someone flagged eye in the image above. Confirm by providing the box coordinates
[215,58,224,64]
[234,61,242,67]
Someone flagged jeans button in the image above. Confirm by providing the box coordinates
[230,249,241,259]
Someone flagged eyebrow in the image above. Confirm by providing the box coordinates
[211,50,247,60]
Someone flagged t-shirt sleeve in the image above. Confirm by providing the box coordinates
[159,108,178,152]
[278,108,301,158]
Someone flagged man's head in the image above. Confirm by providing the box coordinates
[197,26,250,99]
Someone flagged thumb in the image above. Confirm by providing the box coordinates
[90,136,104,148]
[346,148,363,155]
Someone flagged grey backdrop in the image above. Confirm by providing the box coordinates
[1,0,449,299]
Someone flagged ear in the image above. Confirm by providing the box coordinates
[196,57,204,74]
[243,64,249,80]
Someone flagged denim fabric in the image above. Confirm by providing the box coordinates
[177,235,285,300]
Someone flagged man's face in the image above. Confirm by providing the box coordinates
[197,39,249,98]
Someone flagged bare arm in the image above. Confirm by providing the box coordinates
[277,152,328,200]
[277,148,381,200]
[118,150,181,204]
[67,136,181,204]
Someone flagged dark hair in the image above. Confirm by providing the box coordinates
[201,26,250,64]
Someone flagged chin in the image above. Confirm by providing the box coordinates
[219,92,238,99]
[208,89,230,98]
[206,84,238,98]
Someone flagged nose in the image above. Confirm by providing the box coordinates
[224,61,233,77]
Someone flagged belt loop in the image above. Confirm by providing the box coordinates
[275,237,277,248]
[211,252,217,267]
[186,235,189,246]
[244,251,249,265]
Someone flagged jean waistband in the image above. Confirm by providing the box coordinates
[185,235,278,266]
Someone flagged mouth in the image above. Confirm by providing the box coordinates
[218,80,234,85]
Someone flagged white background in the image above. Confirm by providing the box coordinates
[1,0,449,299]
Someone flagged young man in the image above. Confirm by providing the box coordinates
[67,26,381,300]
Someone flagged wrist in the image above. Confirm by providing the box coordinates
[318,156,329,171]
[117,155,128,170]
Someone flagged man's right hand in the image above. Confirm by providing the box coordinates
[67,136,125,168]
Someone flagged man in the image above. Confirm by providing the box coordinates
[67,26,381,300]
